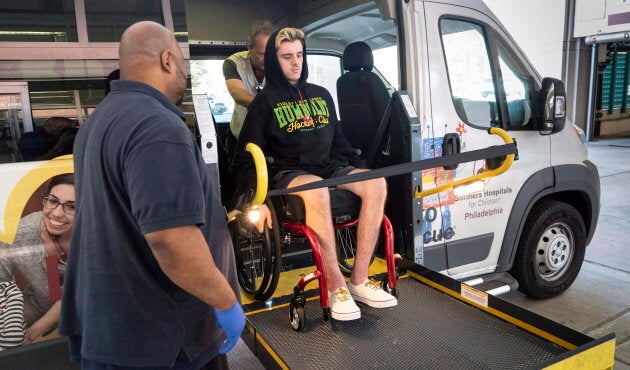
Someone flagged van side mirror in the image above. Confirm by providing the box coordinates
[538,77,566,134]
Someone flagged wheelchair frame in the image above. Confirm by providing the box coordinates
[229,144,401,330]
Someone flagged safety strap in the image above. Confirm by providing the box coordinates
[268,143,516,196]
[366,97,393,168]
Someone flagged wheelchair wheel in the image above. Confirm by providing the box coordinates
[229,198,281,301]
[381,275,398,298]
[335,224,377,277]
[289,298,306,331]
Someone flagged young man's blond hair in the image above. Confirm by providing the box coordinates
[274,27,305,48]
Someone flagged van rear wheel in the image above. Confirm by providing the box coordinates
[513,200,586,299]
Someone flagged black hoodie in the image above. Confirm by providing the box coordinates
[231,29,360,195]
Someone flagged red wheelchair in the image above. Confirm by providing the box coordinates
[228,144,400,331]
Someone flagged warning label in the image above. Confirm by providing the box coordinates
[461,284,489,308]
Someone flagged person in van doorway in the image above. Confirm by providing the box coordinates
[18,117,77,161]
[0,173,76,345]
[223,20,274,152]
[104,68,120,96]
[59,21,244,370]
[231,27,397,321]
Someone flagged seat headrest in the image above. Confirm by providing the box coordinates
[342,41,374,72]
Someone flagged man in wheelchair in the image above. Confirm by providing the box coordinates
[231,27,397,321]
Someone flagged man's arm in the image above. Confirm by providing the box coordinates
[145,225,236,310]
[226,79,256,108]
[223,58,256,108]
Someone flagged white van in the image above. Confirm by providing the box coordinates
[394,0,598,299]
[190,0,599,300]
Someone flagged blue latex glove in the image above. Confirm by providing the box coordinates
[213,301,246,354]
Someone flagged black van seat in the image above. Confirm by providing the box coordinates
[337,41,390,163]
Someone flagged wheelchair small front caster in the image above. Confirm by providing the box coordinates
[289,298,306,331]
[382,275,399,298]
[322,307,330,322]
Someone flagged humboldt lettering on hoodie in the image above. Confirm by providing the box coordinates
[232,28,361,194]
[274,97,330,133]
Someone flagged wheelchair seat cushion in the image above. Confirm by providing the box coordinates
[271,190,361,222]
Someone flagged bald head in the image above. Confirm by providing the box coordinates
[118,21,187,104]
[119,21,176,75]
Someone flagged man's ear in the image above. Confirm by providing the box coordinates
[160,50,174,73]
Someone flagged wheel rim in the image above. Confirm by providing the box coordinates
[336,227,356,274]
[232,216,267,293]
[290,304,300,330]
[336,225,377,277]
[535,222,574,281]
[241,224,265,290]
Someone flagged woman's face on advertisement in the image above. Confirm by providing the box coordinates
[42,183,76,237]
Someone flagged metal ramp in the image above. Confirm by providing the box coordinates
[242,265,616,369]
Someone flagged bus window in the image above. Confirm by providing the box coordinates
[0,2,77,42]
[0,93,25,163]
[85,0,164,42]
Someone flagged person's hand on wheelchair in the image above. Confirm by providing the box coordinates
[248,204,273,233]
[234,189,273,233]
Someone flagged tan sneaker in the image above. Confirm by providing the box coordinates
[328,287,361,321]
[348,279,398,308]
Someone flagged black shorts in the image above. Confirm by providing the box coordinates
[272,166,355,190]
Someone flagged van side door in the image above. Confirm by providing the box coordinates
[413,1,550,278]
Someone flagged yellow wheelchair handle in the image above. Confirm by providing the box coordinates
[246,142,268,207]
[415,127,515,198]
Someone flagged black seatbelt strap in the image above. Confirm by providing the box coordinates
[366,96,393,168]
[268,142,516,196]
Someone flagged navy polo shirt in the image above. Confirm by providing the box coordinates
[59,80,239,367]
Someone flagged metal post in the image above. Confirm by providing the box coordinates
[586,44,598,141]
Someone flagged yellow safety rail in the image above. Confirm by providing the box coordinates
[246,142,268,207]
[226,143,268,222]
[415,127,515,198]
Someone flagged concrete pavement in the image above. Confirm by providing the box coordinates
[502,138,630,369]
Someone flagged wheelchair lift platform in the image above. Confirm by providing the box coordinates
[240,263,615,369]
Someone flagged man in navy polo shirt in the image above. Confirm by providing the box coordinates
[60,21,244,369]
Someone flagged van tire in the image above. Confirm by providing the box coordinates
[513,200,586,299]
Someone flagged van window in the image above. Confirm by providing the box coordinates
[441,19,496,127]
[373,45,399,91]
[191,54,343,125]
[191,59,234,125]
[440,18,533,129]
[495,40,534,128]
[307,54,342,113]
